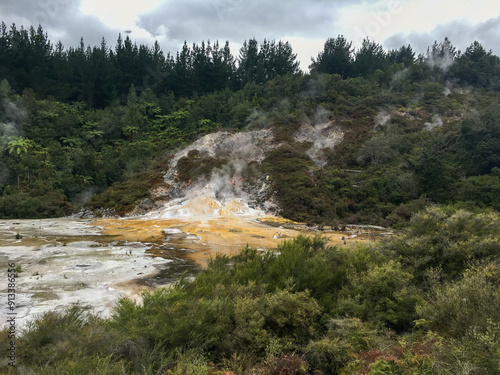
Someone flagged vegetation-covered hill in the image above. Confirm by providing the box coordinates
[1,25,500,224]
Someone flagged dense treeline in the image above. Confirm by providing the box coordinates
[0,23,299,107]
[1,22,500,223]
[2,23,500,109]
[2,206,500,373]
[310,35,500,89]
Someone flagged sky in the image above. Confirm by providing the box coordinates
[1,0,500,70]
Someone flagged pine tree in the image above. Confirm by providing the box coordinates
[387,45,415,66]
[237,38,259,85]
[353,38,387,77]
[309,35,353,77]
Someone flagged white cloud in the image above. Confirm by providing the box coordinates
[283,36,325,71]
[335,0,500,50]
[79,0,164,37]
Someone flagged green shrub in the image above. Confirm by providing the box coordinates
[232,287,322,353]
[0,190,72,219]
[88,170,163,214]
[17,305,119,366]
[382,206,500,281]
[334,257,421,330]
[112,282,321,361]
[417,262,500,339]
[170,350,212,375]
[457,174,500,210]
[306,318,382,374]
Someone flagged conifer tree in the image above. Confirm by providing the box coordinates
[309,35,353,77]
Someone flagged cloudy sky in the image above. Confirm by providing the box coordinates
[1,0,500,70]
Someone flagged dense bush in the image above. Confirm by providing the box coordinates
[0,190,72,218]
[382,206,500,281]
[3,208,500,373]
[88,170,163,215]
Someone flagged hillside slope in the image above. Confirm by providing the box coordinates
[1,32,500,225]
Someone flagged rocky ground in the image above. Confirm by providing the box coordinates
[132,124,344,218]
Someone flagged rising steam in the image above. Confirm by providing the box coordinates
[0,95,27,183]
[424,114,444,131]
[295,107,344,167]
